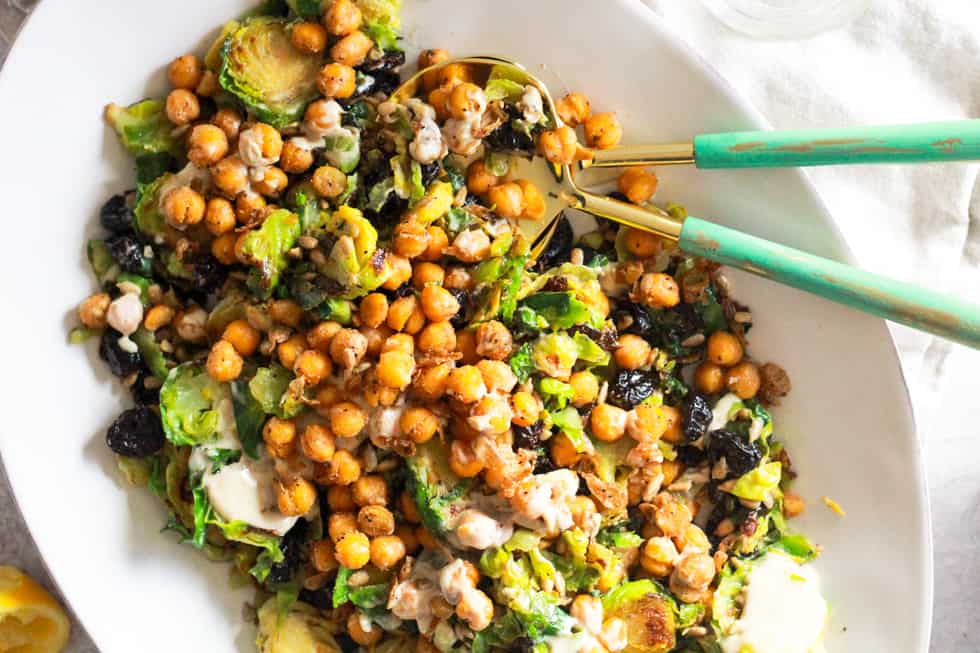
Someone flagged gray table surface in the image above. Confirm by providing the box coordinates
[0,2,973,652]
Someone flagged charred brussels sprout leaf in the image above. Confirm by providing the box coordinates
[509,342,535,383]
[602,580,677,653]
[99,191,137,234]
[230,380,265,459]
[105,99,177,157]
[241,208,301,297]
[219,17,322,127]
[406,441,470,537]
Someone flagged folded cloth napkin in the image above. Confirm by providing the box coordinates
[643,1,980,650]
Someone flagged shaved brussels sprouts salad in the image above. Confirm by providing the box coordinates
[74,1,828,651]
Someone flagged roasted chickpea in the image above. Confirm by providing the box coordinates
[412,262,445,289]
[455,329,478,365]
[399,406,439,444]
[329,401,367,438]
[370,535,406,570]
[269,298,304,327]
[510,391,541,427]
[627,403,669,442]
[618,168,659,204]
[614,334,652,370]
[448,82,487,120]
[240,123,283,165]
[211,155,249,197]
[196,70,220,97]
[568,371,600,407]
[317,62,357,99]
[383,253,413,290]
[300,423,336,463]
[437,62,473,90]
[569,496,598,531]
[419,226,449,261]
[294,349,332,385]
[221,320,262,356]
[315,385,343,414]
[669,552,715,603]
[726,361,761,399]
[634,272,681,309]
[376,350,415,390]
[358,505,395,537]
[143,304,174,332]
[706,331,743,367]
[393,220,429,258]
[477,359,517,394]
[277,333,308,370]
[310,539,338,573]
[413,362,451,401]
[329,328,368,369]
[486,182,525,219]
[162,185,205,229]
[537,125,585,165]
[347,610,382,646]
[418,48,450,90]
[386,295,418,333]
[357,293,388,329]
[450,229,491,264]
[584,112,623,149]
[427,86,451,122]
[211,232,238,265]
[279,138,315,174]
[694,361,726,394]
[291,21,328,54]
[623,228,662,258]
[235,192,267,225]
[640,536,678,577]
[319,449,362,486]
[327,512,356,542]
[78,293,111,328]
[323,0,362,36]
[555,91,591,126]
[550,433,582,467]
[455,589,494,631]
[330,30,373,67]
[204,197,236,236]
[515,179,546,221]
[466,159,500,195]
[263,417,297,458]
[307,320,341,352]
[252,166,289,197]
[417,320,456,354]
[211,107,243,142]
[382,332,415,356]
[474,320,513,361]
[327,485,356,512]
[467,395,513,435]
[448,439,483,478]
[660,405,683,444]
[420,285,460,322]
[447,365,486,404]
[276,476,317,516]
[167,54,203,90]
[187,124,229,167]
[334,531,371,569]
[591,403,628,442]
[165,88,200,125]
[205,339,243,382]
[782,492,806,518]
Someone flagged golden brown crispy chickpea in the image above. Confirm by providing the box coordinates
[399,406,439,444]
[276,476,317,516]
[510,391,541,427]
[295,349,332,385]
[694,361,726,394]
[618,168,659,204]
[329,401,367,438]
[386,295,418,332]
[420,285,460,322]
[269,299,303,327]
[315,386,343,415]
[418,48,450,90]
[320,449,362,486]
[477,359,517,394]
[624,228,662,258]
[317,62,357,99]
[419,226,449,261]
[211,155,249,198]
[323,0,362,36]
[448,439,483,478]
[486,182,525,219]
[165,89,199,125]
[782,492,806,518]
[393,220,429,258]
[334,531,371,569]
[660,405,683,444]
[206,340,243,382]
[382,332,415,356]
[634,272,681,308]
[669,552,716,603]
[627,404,668,442]
[437,62,473,90]
[417,320,456,354]
[376,350,415,390]
[370,535,406,571]
[328,512,358,542]
[427,86,451,122]
[291,21,328,54]
[329,328,368,369]
[187,124,229,167]
[455,329,478,365]
[358,505,395,537]
[515,179,546,221]
[211,107,243,142]
[352,474,388,507]
[383,253,413,290]
[456,589,494,632]
[640,536,678,577]
[466,159,500,195]
[537,125,588,165]
[475,320,513,361]
[310,539,338,573]
[568,371,600,407]
[614,334,652,370]
[252,166,289,197]
[277,333,308,370]
[204,197,236,236]
[591,403,628,442]
[358,293,388,329]
[706,331,744,367]
[447,365,486,404]
[413,362,451,401]
[310,165,347,200]
[195,70,219,98]
[143,304,175,332]
[263,416,297,453]
[162,186,205,229]
[211,232,238,265]
[330,30,373,67]
[448,82,486,120]
[555,91,591,126]
[726,361,761,399]
[280,138,315,174]
[347,610,382,646]
[550,433,582,467]
[241,123,283,164]
[300,423,336,463]
[413,262,445,289]
[584,112,623,149]
[307,320,342,352]
[219,320,259,357]
[167,54,203,90]
[327,485,356,512]
[235,192,267,225]
[78,293,111,328]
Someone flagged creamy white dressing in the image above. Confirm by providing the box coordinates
[388,559,442,634]
[510,469,578,535]
[451,509,514,550]
[710,393,743,432]
[518,85,544,124]
[721,553,827,653]
[203,459,298,536]
[544,632,602,653]
[409,116,447,164]
[238,128,278,168]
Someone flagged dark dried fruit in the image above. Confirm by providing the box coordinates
[99,191,136,234]
[533,215,573,272]
[105,406,164,458]
[568,324,619,351]
[358,50,406,73]
[612,301,655,341]
[484,107,535,154]
[448,288,472,329]
[682,394,713,442]
[607,369,657,410]
[188,255,227,296]
[675,445,707,467]
[420,162,441,186]
[533,450,557,475]
[130,372,161,406]
[106,234,150,275]
[366,193,409,228]
[266,519,308,585]
[99,328,143,377]
[298,587,332,610]
[541,276,569,292]
[707,429,762,478]
[512,421,544,451]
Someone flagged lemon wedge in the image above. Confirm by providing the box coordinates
[0,566,70,653]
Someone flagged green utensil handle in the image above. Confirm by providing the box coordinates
[680,217,980,348]
[694,120,980,168]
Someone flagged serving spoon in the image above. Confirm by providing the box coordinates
[393,57,980,348]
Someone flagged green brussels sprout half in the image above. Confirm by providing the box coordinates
[602,580,677,653]
[219,17,323,127]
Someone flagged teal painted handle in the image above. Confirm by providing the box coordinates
[693,120,980,168]
[679,217,980,348]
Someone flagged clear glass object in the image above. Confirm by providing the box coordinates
[701,0,871,39]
